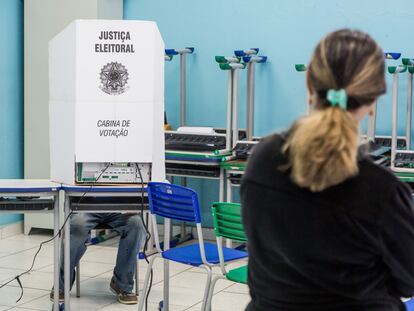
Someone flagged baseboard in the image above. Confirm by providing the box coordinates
[0,221,24,239]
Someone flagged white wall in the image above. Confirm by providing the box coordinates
[23,0,122,233]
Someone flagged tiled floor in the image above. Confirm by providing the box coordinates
[0,232,250,310]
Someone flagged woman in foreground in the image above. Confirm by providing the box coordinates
[241,29,414,311]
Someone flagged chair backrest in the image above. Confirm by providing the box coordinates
[211,202,246,242]
[147,182,201,223]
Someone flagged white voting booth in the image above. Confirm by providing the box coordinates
[49,20,165,185]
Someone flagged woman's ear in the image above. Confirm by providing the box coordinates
[352,105,372,123]
[305,72,313,107]
[368,107,374,116]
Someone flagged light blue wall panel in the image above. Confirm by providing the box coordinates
[124,0,414,225]
[0,0,24,226]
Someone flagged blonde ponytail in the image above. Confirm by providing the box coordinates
[285,29,386,191]
[285,107,359,192]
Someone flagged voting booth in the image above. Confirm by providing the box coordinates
[49,19,165,185]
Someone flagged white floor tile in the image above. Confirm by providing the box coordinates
[82,248,118,264]
[0,239,41,254]
[0,252,13,258]
[20,291,115,311]
[98,301,186,311]
[38,261,114,278]
[87,267,183,292]
[7,271,54,291]
[145,283,205,307]
[222,282,249,294]
[79,276,123,294]
[0,250,53,271]
[0,286,49,307]
[5,233,52,243]
[0,232,251,311]
[207,291,250,311]
[6,271,88,292]
[0,268,26,283]
[5,308,39,311]
[170,272,233,293]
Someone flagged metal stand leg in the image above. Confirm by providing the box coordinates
[226,71,233,150]
[76,264,80,298]
[391,72,399,169]
[53,191,61,311]
[219,167,225,202]
[407,72,413,149]
[64,193,71,310]
[226,171,232,203]
[232,69,239,148]
[226,172,233,248]
[246,62,255,141]
[180,53,187,127]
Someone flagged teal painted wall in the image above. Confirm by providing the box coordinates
[0,0,24,226]
[124,0,414,225]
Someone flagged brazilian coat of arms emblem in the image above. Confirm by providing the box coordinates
[99,62,129,95]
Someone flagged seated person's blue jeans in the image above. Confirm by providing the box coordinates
[59,213,146,293]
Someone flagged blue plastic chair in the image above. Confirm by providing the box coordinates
[138,182,247,311]
[405,299,414,311]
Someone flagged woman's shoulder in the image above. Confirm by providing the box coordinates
[358,156,403,187]
[243,132,290,185]
[251,132,287,157]
[348,156,412,214]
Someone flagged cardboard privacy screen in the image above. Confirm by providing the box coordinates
[49,19,165,184]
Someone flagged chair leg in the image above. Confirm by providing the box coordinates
[200,265,213,311]
[206,275,226,311]
[138,254,160,311]
[76,263,80,298]
[163,259,170,311]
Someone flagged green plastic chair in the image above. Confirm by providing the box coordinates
[206,202,248,310]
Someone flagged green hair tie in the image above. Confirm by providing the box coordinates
[326,89,347,109]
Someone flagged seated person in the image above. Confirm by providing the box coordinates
[51,212,146,305]
[242,29,414,310]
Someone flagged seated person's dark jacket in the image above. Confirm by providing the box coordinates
[241,133,414,311]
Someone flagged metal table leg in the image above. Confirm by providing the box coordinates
[64,193,71,310]
[53,191,61,311]
[225,171,233,248]
[219,167,224,202]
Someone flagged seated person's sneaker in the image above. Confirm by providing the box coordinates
[49,288,64,303]
[109,278,137,305]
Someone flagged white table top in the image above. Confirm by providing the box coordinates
[0,179,149,193]
[0,179,61,192]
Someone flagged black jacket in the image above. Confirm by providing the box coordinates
[241,133,414,311]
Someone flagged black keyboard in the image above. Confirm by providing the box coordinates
[166,163,220,177]
[214,128,247,140]
[229,174,243,185]
[375,137,406,149]
[234,142,258,160]
[165,132,226,152]
[0,198,54,211]
[395,152,414,168]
